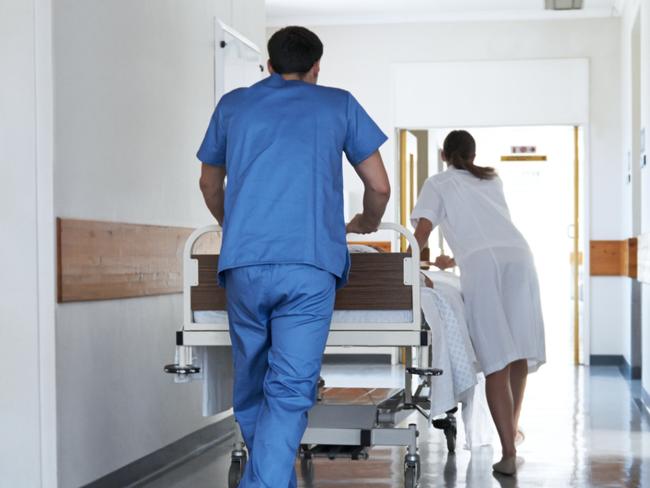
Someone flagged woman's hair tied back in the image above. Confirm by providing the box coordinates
[443,130,496,180]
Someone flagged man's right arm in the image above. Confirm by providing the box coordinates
[199,163,226,226]
[346,150,390,234]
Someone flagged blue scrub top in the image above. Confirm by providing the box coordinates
[197,74,387,288]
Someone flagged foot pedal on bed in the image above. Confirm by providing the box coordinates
[163,363,201,375]
[432,410,458,453]
[406,367,443,377]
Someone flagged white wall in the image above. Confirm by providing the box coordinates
[392,59,590,128]
[53,1,265,486]
[619,1,638,369]
[620,0,650,392]
[291,17,625,358]
[639,0,650,393]
[0,0,56,486]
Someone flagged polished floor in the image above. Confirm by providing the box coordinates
[140,363,650,488]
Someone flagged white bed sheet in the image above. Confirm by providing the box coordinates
[193,309,413,324]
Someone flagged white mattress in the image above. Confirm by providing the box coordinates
[193,309,413,324]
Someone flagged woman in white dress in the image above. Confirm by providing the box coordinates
[410,130,546,475]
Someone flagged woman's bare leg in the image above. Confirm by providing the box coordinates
[510,359,528,434]
[485,364,516,459]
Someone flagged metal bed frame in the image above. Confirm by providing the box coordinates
[165,223,454,488]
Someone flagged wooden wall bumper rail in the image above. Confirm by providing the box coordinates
[590,235,649,283]
[56,218,220,303]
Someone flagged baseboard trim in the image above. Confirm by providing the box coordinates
[589,354,624,366]
[622,362,643,380]
[83,415,236,488]
[589,354,641,380]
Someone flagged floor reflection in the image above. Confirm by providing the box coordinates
[141,364,650,488]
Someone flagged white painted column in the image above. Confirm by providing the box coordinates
[0,0,57,485]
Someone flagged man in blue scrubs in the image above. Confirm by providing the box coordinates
[197,26,390,488]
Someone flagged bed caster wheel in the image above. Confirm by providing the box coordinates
[404,463,419,488]
[300,456,315,481]
[228,461,243,488]
[228,449,247,488]
[404,454,420,488]
[317,376,325,401]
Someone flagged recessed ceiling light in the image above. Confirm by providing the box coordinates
[545,0,584,10]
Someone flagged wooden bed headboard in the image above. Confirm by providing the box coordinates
[191,252,413,312]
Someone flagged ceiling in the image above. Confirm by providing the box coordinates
[267,0,625,26]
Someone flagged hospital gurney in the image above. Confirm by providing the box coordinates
[165,223,451,488]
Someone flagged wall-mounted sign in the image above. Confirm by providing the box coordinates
[511,146,537,154]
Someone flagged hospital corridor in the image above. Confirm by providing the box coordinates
[3,1,650,488]
[138,363,650,487]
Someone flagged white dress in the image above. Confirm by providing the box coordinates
[411,167,546,376]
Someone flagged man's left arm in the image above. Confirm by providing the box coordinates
[199,163,226,226]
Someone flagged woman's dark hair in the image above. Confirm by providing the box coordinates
[267,26,323,75]
[443,130,496,180]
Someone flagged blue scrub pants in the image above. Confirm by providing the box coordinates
[225,264,335,488]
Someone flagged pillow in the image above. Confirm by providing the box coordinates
[348,244,381,253]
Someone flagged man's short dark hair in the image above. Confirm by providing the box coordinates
[267,26,323,75]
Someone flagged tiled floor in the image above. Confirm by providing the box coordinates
[140,363,650,488]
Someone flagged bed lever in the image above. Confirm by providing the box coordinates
[406,367,443,377]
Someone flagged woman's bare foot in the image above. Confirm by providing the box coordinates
[492,456,517,476]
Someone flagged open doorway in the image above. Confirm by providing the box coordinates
[398,125,585,367]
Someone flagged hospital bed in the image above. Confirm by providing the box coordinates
[165,223,452,488]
